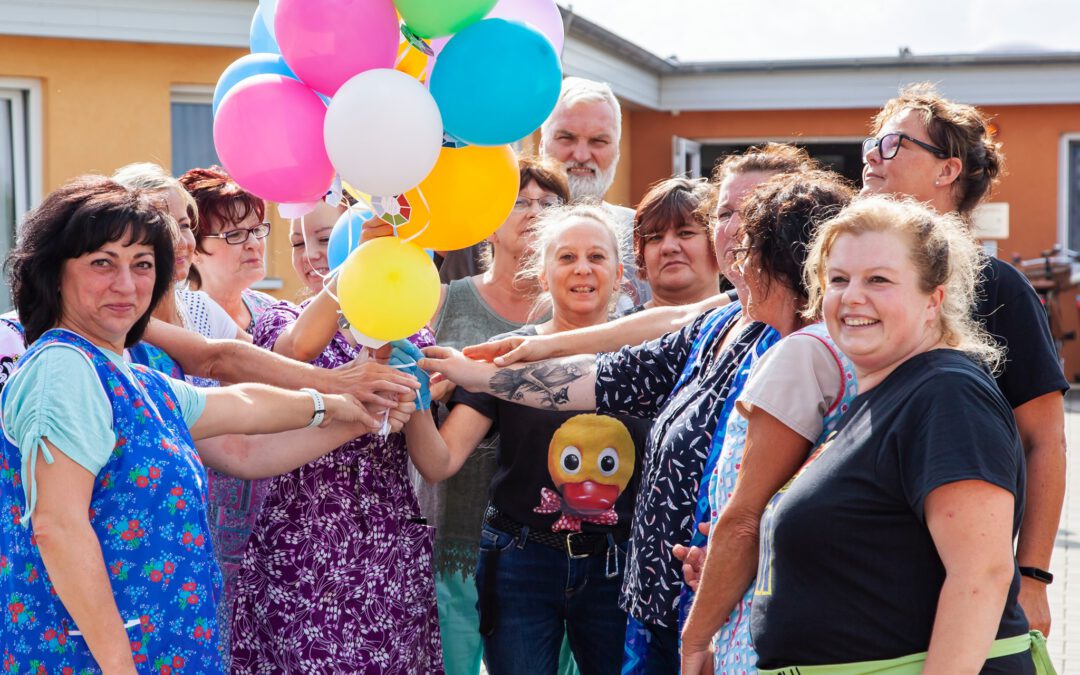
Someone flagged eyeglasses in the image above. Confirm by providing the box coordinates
[862,132,949,161]
[727,244,757,271]
[512,196,563,212]
[203,222,271,245]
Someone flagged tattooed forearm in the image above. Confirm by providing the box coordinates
[488,356,597,411]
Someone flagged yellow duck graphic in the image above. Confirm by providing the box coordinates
[534,414,636,532]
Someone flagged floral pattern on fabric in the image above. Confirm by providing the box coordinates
[229,300,443,674]
[708,323,858,674]
[0,329,226,673]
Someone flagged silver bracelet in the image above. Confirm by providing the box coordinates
[300,387,326,428]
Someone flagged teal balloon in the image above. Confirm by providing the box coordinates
[430,18,561,146]
[394,0,497,38]
[328,208,375,271]
[213,53,296,115]
[249,6,280,54]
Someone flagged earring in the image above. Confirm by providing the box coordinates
[933,180,940,186]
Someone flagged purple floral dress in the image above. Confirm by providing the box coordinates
[230,300,443,673]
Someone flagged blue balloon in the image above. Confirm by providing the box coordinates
[328,208,375,271]
[249,6,280,54]
[212,53,296,116]
[430,18,562,146]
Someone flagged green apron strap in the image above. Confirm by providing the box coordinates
[758,632,1039,675]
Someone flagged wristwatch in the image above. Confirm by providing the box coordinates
[300,388,326,428]
[1018,566,1053,584]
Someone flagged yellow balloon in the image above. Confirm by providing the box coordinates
[394,144,518,251]
[395,40,430,81]
[337,236,441,343]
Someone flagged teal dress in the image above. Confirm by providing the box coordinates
[0,329,225,673]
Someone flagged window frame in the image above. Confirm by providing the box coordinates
[1057,132,1080,255]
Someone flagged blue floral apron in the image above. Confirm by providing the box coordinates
[709,322,858,674]
[0,329,225,673]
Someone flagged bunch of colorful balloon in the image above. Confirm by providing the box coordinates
[213,0,564,345]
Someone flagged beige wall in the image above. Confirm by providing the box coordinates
[0,35,306,300]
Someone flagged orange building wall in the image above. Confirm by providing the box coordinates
[629,103,1080,378]
[629,104,1080,257]
[0,35,305,300]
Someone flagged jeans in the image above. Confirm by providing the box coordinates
[476,523,629,675]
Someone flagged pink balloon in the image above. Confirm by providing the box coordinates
[485,0,564,53]
[213,74,334,204]
[278,201,320,219]
[275,0,399,96]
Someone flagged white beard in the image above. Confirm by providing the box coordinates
[565,160,617,202]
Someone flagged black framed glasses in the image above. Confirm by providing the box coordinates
[862,132,949,161]
[204,222,271,245]
[512,196,563,212]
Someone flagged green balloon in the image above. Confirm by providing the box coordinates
[394,0,498,39]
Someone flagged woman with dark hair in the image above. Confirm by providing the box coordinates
[0,176,397,673]
[862,84,1066,637]
[180,166,277,332]
[675,170,857,673]
[629,176,719,311]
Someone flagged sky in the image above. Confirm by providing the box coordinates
[562,0,1080,63]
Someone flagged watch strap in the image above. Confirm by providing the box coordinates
[1018,566,1053,584]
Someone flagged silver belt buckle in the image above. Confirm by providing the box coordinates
[566,532,590,559]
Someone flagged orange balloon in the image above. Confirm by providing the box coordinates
[394,144,518,251]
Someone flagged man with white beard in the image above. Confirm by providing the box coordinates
[540,77,651,308]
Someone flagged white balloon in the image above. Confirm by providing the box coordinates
[324,69,444,198]
[260,0,278,39]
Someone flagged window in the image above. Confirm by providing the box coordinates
[0,84,40,313]
[1062,135,1080,254]
[170,88,219,177]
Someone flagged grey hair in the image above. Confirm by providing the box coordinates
[516,204,627,320]
[111,162,196,227]
[540,77,622,147]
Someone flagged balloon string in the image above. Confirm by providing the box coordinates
[400,188,432,245]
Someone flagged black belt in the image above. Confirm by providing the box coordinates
[484,506,614,559]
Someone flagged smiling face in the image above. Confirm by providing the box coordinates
[541,217,622,321]
[59,235,157,353]
[290,202,341,294]
[161,187,195,283]
[640,219,719,306]
[195,210,266,299]
[541,100,619,201]
[823,230,944,387]
[862,108,948,204]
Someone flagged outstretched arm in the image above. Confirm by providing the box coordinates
[195,417,384,479]
[404,405,493,483]
[191,383,372,440]
[463,292,730,366]
[270,283,343,362]
[419,345,597,412]
[143,318,417,409]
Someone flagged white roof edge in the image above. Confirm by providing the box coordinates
[3,0,1079,110]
